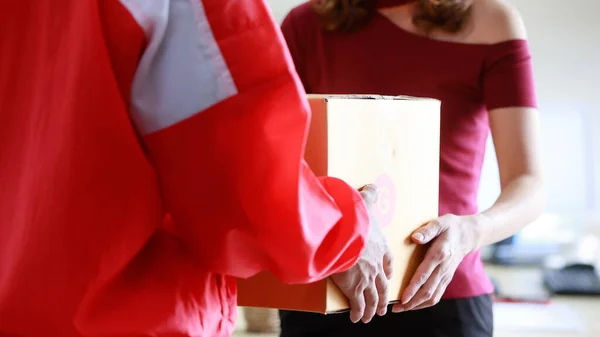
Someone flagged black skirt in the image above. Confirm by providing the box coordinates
[279,295,493,337]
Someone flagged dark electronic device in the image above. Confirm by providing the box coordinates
[543,263,600,296]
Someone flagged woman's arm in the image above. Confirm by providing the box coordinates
[393,0,544,312]
[472,0,545,247]
[474,106,545,248]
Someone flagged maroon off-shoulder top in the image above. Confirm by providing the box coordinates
[281,1,537,299]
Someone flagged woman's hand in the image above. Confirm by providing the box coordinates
[392,214,482,313]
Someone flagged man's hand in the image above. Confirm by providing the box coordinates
[331,184,394,324]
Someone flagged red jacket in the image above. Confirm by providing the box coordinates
[0,1,369,336]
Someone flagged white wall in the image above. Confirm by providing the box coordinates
[507,0,600,224]
[267,0,305,22]
[266,0,600,225]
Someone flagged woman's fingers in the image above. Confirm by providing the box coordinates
[410,272,453,311]
[405,268,443,310]
[411,218,449,244]
[393,264,443,313]
[400,245,445,304]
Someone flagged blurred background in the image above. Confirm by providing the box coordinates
[237,1,600,336]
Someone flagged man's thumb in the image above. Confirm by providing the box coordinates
[359,184,380,206]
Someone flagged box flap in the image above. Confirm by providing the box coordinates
[307,94,439,102]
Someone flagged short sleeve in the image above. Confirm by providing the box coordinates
[482,40,538,110]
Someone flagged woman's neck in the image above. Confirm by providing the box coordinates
[377,0,418,9]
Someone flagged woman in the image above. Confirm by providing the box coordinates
[279,0,544,336]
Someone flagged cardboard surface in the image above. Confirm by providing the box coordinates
[237,95,441,313]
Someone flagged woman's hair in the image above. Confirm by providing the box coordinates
[312,0,472,34]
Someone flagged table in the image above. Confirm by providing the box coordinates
[487,265,600,337]
[234,266,600,337]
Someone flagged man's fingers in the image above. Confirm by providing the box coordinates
[375,272,389,316]
[383,251,394,280]
[359,184,380,206]
[361,285,379,324]
[348,291,366,324]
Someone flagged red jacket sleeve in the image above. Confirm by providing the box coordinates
[127,0,369,284]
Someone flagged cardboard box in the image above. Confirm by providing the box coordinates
[237,95,441,314]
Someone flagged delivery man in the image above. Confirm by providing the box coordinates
[0,1,392,336]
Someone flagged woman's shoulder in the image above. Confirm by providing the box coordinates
[281,2,322,42]
[282,2,320,29]
[471,0,528,44]
[287,1,317,17]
